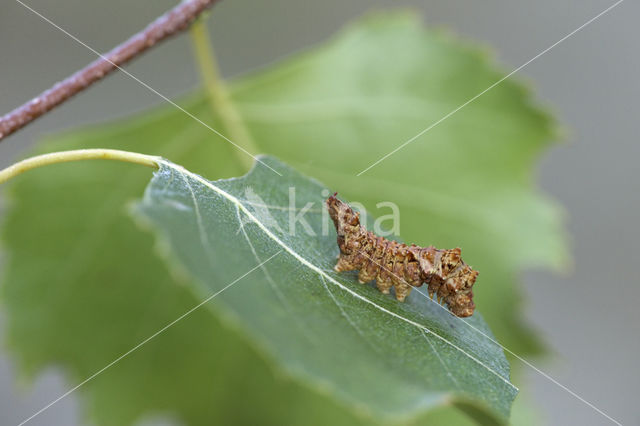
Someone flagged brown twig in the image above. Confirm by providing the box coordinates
[0,0,221,141]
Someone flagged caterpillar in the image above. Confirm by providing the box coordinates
[327,194,478,317]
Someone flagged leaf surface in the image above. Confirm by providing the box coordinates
[2,119,372,426]
[134,156,517,420]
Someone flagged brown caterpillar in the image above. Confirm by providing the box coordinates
[327,194,478,317]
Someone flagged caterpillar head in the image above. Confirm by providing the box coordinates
[327,193,361,237]
[327,194,363,257]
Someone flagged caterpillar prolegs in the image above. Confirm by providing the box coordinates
[327,194,478,317]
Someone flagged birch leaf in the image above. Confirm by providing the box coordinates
[133,156,517,421]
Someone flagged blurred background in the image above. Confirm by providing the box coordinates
[0,0,637,424]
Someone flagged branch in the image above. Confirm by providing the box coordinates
[0,0,221,142]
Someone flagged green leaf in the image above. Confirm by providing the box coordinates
[133,155,516,421]
[2,121,372,426]
[229,12,567,353]
[1,10,565,425]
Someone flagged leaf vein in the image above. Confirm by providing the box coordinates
[234,204,292,308]
[421,330,460,389]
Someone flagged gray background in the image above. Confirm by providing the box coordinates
[0,0,637,425]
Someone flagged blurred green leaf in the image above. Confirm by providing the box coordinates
[1,11,565,425]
